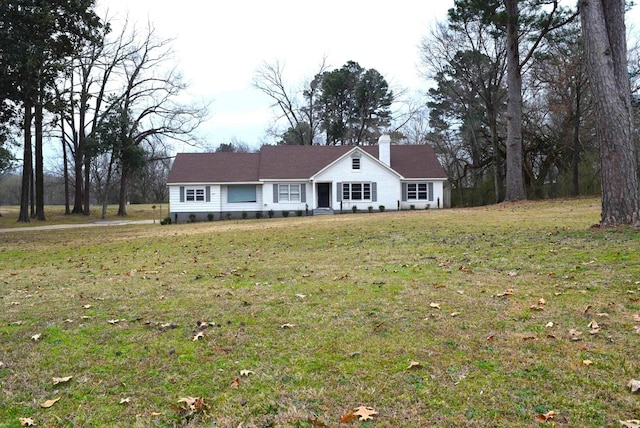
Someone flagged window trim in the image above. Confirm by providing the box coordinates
[278,183,301,203]
[342,182,372,201]
[404,182,434,201]
[182,186,207,202]
[227,184,257,203]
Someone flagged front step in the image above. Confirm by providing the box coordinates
[313,208,334,215]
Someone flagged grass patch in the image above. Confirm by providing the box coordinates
[1,198,639,426]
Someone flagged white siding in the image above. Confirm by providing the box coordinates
[260,182,310,214]
[314,153,401,211]
[168,184,221,213]
[220,185,263,212]
[399,180,447,210]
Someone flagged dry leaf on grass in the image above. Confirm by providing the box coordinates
[496,289,514,297]
[341,411,357,423]
[534,410,557,422]
[31,334,41,341]
[192,331,204,341]
[582,360,593,366]
[406,361,421,370]
[620,420,640,428]
[52,376,72,385]
[545,322,554,328]
[19,418,35,427]
[628,379,640,393]
[281,323,295,329]
[353,406,378,421]
[230,378,240,389]
[40,397,60,408]
[239,369,254,376]
[82,304,92,309]
[429,302,441,309]
[119,397,131,405]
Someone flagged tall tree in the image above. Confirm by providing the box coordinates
[318,61,393,145]
[0,0,101,222]
[449,0,576,201]
[580,0,640,226]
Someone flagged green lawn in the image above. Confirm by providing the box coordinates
[1,198,639,427]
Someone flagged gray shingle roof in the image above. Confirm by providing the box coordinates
[167,144,447,184]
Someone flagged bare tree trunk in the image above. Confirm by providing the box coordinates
[83,155,91,215]
[571,78,581,197]
[504,0,526,201]
[62,125,70,214]
[580,0,640,226]
[117,170,128,216]
[18,103,32,223]
[34,100,45,221]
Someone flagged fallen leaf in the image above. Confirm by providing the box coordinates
[119,397,131,404]
[497,289,514,297]
[64,319,74,323]
[633,314,640,322]
[628,379,640,393]
[230,378,240,389]
[40,397,61,408]
[583,304,592,315]
[582,360,593,366]
[534,410,557,422]
[82,304,92,309]
[192,331,204,341]
[19,418,35,427]
[177,397,198,409]
[11,321,23,325]
[620,420,640,428]
[341,411,357,423]
[108,319,121,324]
[150,412,162,417]
[31,334,41,341]
[507,271,518,276]
[353,406,378,421]
[545,322,554,328]
[52,376,72,385]
[295,294,306,298]
[429,302,441,309]
[406,361,421,370]
[240,369,254,376]
[568,328,582,338]
[450,312,460,317]
[588,320,599,329]
[281,323,295,329]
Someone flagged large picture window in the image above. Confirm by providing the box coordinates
[278,184,301,202]
[228,185,257,203]
[342,182,372,201]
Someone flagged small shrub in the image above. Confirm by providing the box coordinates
[225,213,232,220]
[207,213,214,221]
[282,210,290,217]
[296,210,303,217]
[256,211,263,219]
[160,216,171,225]
[268,210,274,218]
[379,205,385,212]
[352,206,358,213]
[410,205,416,210]
[241,211,248,219]
[189,214,196,222]
[368,206,374,213]
[425,204,431,210]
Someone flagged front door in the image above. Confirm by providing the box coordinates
[317,183,330,208]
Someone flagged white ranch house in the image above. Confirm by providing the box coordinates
[167,135,448,222]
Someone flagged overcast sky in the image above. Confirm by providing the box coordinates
[97,0,454,150]
[96,1,640,152]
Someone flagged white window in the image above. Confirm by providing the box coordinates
[278,184,301,202]
[186,188,205,202]
[406,183,434,201]
[342,182,371,201]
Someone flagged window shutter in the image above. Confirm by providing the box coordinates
[337,182,342,202]
[372,182,377,202]
[273,184,278,203]
[205,186,211,202]
[300,184,306,203]
[428,182,434,201]
[401,183,407,201]
[180,186,185,202]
